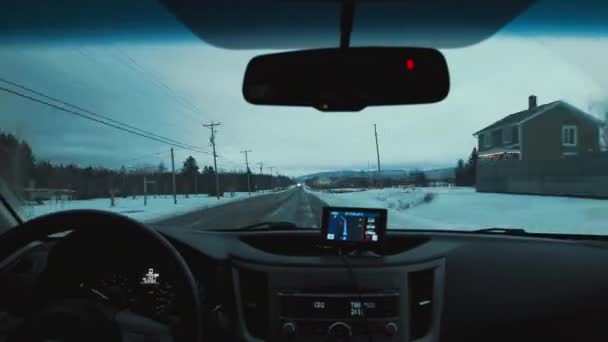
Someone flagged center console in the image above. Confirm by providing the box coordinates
[278,291,400,340]
[230,207,445,342]
[232,259,445,342]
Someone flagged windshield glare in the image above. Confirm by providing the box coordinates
[1,1,608,235]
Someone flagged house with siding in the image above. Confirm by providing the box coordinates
[473,95,602,161]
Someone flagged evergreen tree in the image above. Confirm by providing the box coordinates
[466,147,479,186]
[201,165,217,196]
[182,156,199,175]
[181,156,199,195]
[455,159,465,186]
[157,162,167,174]
[0,132,35,196]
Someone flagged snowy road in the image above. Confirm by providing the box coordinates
[150,187,327,231]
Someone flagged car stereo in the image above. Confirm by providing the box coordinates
[321,207,387,246]
[279,292,399,319]
[277,292,400,341]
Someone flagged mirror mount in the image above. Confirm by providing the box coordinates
[340,0,356,49]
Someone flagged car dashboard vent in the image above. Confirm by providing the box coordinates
[238,268,269,339]
[409,268,435,340]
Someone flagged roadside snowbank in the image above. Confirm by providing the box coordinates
[312,187,608,234]
[19,193,260,223]
[314,187,431,211]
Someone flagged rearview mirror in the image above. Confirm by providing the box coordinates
[243,47,450,112]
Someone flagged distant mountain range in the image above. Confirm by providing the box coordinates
[297,169,410,180]
[296,167,455,181]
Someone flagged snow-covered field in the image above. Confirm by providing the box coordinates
[19,192,259,223]
[312,187,608,235]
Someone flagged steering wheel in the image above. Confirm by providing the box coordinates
[3,209,203,342]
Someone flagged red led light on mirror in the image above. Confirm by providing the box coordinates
[406,59,415,70]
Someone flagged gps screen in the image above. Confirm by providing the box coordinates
[321,207,387,244]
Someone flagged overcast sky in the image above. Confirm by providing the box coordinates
[1,26,607,176]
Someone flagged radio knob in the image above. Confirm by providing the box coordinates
[328,321,352,341]
[385,322,398,336]
[281,321,297,339]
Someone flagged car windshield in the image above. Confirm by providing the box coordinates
[1,0,608,235]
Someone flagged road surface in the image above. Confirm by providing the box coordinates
[151,188,327,231]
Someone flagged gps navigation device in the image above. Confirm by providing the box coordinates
[321,207,387,246]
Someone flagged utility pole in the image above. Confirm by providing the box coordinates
[203,121,221,199]
[257,162,263,192]
[241,150,252,196]
[367,160,372,188]
[374,124,381,174]
[269,166,275,191]
[275,168,280,188]
[170,148,177,204]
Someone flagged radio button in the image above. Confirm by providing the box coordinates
[328,321,352,341]
[281,321,297,339]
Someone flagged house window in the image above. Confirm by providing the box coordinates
[492,129,502,146]
[562,125,577,146]
[502,125,519,145]
[482,133,491,147]
[503,126,513,144]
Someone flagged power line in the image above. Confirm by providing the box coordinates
[217,159,242,170]
[112,47,207,121]
[0,77,211,154]
[77,46,203,125]
[217,154,244,168]
[0,85,212,156]
[75,46,206,136]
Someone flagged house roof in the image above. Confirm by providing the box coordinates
[473,100,560,136]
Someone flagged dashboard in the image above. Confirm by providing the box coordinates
[165,228,608,342]
[4,226,608,342]
[75,265,178,323]
[29,230,185,326]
